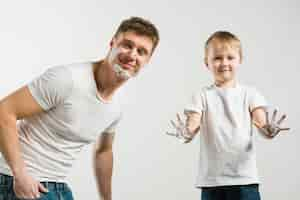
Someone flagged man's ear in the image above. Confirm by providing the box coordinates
[109,39,114,48]
[204,57,209,69]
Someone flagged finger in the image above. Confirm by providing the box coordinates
[271,131,280,138]
[277,114,286,125]
[195,126,200,134]
[176,113,184,126]
[266,111,270,125]
[38,182,49,193]
[279,128,290,131]
[184,139,192,143]
[271,109,277,124]
[170,120,178,129]
[33,184,40,198]
[259,126,271,136]
[252,120,263,129]
[166,132,177,137]
[35,193,41,199]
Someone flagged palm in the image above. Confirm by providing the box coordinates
[166,113,193,143]
[254,109,290,138]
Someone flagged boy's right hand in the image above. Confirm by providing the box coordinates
[13,169,48,199]
[166,113,200,143]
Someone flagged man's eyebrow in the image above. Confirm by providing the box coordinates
[122,39,134,44]
[122,39,150,54]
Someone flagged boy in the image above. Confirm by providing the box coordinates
[167,31,289,200]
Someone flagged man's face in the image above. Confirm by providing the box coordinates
[108,31,154,79]
[205,42,241,84]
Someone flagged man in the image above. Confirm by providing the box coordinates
[0,16,159,200]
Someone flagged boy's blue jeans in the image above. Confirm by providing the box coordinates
[201,184,261,200]
[0,173,74,200]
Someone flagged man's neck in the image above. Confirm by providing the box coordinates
[93,60,126,101]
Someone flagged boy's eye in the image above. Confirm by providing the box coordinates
[214,56,222,60]
[228,56,235,60]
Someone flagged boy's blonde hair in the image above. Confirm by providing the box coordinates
[205,31,242,61]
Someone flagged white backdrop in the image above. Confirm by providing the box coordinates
[0,0,299,199]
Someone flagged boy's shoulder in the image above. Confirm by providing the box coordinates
[193,83,262,96]
[195,84,215,94]
[238,83,263,95]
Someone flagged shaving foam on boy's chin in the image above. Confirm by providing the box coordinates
[109,47,132,80]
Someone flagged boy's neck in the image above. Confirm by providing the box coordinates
[214,79,237,89]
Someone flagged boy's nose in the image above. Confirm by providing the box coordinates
[221,58,229,65]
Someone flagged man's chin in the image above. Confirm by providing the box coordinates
[112,64,132,80]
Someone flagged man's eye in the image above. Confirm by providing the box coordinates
[214,57,221,60]
[138,49,147,56]
[123,43,132,49]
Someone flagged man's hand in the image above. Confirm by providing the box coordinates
[13,169,48,199]
[166,113,199,143]
[253,109,290,139]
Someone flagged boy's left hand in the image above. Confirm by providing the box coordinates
[253,109,290,138]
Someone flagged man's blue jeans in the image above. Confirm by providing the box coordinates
[201,184,261,200]
[0,173,74,200]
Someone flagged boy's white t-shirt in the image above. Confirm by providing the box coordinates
[185,83,267,187]
[0,62,122,182]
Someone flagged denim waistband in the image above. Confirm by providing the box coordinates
[0,173,70,192]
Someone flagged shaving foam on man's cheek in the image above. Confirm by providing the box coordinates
[108,47,119,63]
[109,47,132,80]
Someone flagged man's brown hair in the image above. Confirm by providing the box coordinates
[114,17,160,53]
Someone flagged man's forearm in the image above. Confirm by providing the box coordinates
[94,150,113,200]
[0,111,25,176]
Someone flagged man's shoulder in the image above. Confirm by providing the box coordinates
[62,62,93,73]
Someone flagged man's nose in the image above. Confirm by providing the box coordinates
[128,48,138,58]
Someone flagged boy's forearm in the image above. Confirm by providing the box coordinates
[94,150,113,200]
[0,111,25,176]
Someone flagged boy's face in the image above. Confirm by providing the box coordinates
[108,31,154,79]
[205,42,241,84]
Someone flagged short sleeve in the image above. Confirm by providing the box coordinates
[184,92,205,114]
[28,66,73,111]
[103,113,122,134]
[248,87,268,112]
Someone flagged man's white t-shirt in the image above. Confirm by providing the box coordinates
[185,83,267,187]
[0,62,122,182]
